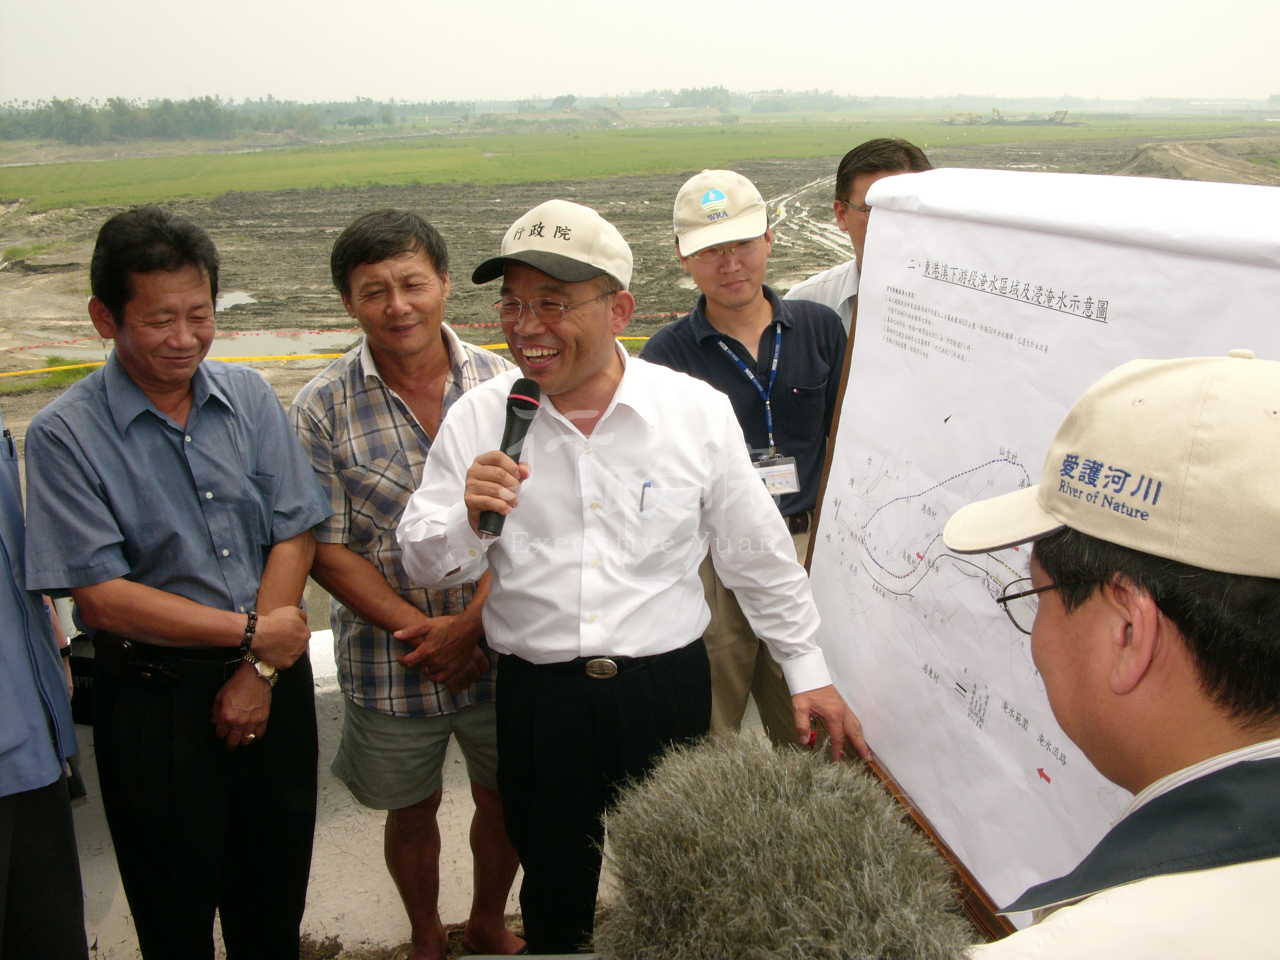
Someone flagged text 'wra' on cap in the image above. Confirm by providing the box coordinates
[673,170,768,257]
[472,199,633,289]
[943,350,1280,578]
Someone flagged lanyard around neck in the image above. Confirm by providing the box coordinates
[715,322,782,456]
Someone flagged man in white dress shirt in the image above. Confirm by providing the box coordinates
[945,352,1280,959]
[784,139,931,333]
[397,199,868,954]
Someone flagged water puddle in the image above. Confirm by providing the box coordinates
[207,329,358,358]
[16,328,360,364]
[217,290,257,310]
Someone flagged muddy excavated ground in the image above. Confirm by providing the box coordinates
[8,133,1278,434]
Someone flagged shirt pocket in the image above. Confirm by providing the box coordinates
[782,381,828,445]
[338,448,417,548]
[624,485,703,577]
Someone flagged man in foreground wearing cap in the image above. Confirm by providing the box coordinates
[397,199,869,954]
[945,351,1280,958]
[784,138,932,333]
[642,170,846,748]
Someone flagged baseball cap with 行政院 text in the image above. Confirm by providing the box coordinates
[472,199,633,289]
[943,350,1280,578]
[673,170,768,257]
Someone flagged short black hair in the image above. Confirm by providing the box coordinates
[592,272,625,298]
[1034,527,1280,727]
[90,206,220,322]
[834,139,932,204]
[330,210,449,299]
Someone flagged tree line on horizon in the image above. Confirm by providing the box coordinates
[0,95,476,144]
[4,90,1275,145]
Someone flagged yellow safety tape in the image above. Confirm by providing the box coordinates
[0,336,651,379]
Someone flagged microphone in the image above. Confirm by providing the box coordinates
[477,378,541,539]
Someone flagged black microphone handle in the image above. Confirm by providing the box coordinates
[477,407,537,538]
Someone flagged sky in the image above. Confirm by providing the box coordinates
[1,0,1276,104]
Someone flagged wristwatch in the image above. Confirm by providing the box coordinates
[239,610,277,687]
[244,650,278,687]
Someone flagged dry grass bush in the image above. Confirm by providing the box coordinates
[595,736,976,960]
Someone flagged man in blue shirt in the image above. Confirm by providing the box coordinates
[24,207,330,959]
[643,170,847,748]
[0,406,88,959]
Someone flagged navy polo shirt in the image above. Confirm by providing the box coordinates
[641,286,846,517]
[24,353,330,620]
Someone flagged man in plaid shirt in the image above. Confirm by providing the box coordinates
[291,210,523,959]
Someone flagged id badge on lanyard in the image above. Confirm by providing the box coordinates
[754,454,800,495]
[715,323,799,496]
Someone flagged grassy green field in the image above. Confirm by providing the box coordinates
[0,356,94,395]
[0,116,1266,211]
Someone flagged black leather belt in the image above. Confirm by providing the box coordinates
[517,638,701,680]
[94,632,242,685]
[786,511,813,535]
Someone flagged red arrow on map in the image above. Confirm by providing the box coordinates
[1038,768,1051,784]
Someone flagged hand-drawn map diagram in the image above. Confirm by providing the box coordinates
[807,169,1280,919]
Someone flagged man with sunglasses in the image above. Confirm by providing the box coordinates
[641,170,846,749]
[945,352,1280,958]
[784,139,932,333]
[397,198,868,954]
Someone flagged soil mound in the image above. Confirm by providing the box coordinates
[1114,137,1280,186]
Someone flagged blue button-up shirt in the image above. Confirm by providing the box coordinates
[0,405,76,798]
[24,354,330,619]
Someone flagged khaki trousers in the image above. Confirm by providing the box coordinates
[699,529,809,748]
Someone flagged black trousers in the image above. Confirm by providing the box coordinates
[93,649,318,960]
[0,776,89,960]
[496,639,712,955]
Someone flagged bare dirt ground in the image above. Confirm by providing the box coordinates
[1114,136,1280,185]
[10,132,1272,431]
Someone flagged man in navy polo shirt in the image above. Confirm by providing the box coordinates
[642,170,846,747]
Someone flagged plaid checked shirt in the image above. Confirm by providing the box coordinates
[290,326,512,716]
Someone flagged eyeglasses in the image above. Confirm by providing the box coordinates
[494,291,612,324]
[995,578,1057,635]
[842,199,872,216]
[686,236,765,264]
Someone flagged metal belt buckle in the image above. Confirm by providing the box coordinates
[585,657,618,679]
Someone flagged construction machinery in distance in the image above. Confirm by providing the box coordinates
[944,109,1070,126]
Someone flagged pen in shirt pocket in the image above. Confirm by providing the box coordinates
[640,481,652,511]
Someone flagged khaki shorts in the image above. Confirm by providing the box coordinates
[330,698,499,810]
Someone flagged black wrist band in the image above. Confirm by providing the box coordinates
[240,610,258,657]
[60,644,72,659]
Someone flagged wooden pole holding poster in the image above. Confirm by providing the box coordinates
[802,167,1280,940]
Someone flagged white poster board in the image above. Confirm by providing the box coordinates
[808,168,1280,921]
